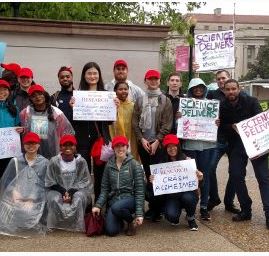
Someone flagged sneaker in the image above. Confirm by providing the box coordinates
[200,208,211,221]
[188,219,198,231]
[232,212,252,222]
[170,222,180,226]
[207,199,221,211]
[225,204,241,214]
[125,222,136,236]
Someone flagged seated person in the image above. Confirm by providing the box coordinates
[92,136,144,236]
[45,134,94,232]
[0,132,48,237]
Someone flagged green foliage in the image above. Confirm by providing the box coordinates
[160,60,214,93]
[240,38,269,81]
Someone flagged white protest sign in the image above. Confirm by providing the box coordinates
[0,127,22,159]
[73,91,117,121]
[236,110,269,159]
[177,98,219,142]
[150,159,198,196]
[195,30,235,72]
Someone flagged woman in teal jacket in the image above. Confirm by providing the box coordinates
[92,135,145,236]
[0,79,20,176]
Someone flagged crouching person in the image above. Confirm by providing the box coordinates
[45,134,93,232]
[92,136,145,236]
[0,132,49,238]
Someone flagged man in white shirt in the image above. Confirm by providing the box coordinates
[105,59,144,103]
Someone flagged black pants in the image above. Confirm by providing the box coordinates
[138,143,164,214]
[0,158,12,179]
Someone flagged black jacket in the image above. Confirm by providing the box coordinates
[219,93,262,144]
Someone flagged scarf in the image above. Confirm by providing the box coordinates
[139,89,162,131]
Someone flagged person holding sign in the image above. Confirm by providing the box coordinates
[20,84,74,159]
[0,79,21,177]
[46,134,93,232]
[219,79,269,229]
[206,70,239,214]
[132,69,173,222]
[109,81,139,161]
[92,136,144,236]
[72,62,118,201]
[149,134,203,231]
[181,78,217,221]
[0,132,48,237]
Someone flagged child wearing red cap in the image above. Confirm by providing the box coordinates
[92,135,144,236]
[0,79,22,176]
[109,81,139,161]
[20,84,74,159]
[0,132,49,237]
[45,134,93,232]
[149,134,203,231]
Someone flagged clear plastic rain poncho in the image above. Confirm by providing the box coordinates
[0,155,49,238]
[45,154,93,232]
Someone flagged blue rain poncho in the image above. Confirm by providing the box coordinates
[0,154,49,238]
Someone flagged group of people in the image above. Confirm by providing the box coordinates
[0,57,268,239]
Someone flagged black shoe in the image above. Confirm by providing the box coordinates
[207,199,221,211]
[266,219,269,229]
[151,212,162,222]
[144,209,153,220]
[188,219,198,231]
[225,204,241,214]
[200,208,211,221]
[232,212,252,222]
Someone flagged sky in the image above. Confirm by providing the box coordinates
[184,0,269,15]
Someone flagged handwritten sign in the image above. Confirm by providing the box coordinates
[195,30,235,72]
[150,159,198,196]
[0,127,22,159]
[73,91,117,121]
[176,46,190,72]
[177,98,219,142]
[236,110,269,159]
[0,42,7,77]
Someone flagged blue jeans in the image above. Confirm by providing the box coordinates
[184,148,213,209]
[229,141,269,217]
[208,142,236,206]
[105,197,135,236]
[165,191,198,224]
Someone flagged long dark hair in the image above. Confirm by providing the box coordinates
[29,91,54,121]
[162,144,186,162]
[79,62,104,91]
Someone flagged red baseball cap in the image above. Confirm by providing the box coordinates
[23,132,41,144]
[18,67,33,78]
[60,134,77,146]
[162,134,180,147]
[28,84,45,96]
[0,79,10,89]
[112,135,129,149]
[144,69,161,80]
[1,63,21,76]
[114,59,128,69]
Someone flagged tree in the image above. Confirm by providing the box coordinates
[240,38,269,81]
[0,2,204,28]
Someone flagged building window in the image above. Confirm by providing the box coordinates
[204,25,209,30]
[247,62,253,69]
[259,26,263,30]
[230,26,233,30]
[247,26,252,29]
[218,26,222,31]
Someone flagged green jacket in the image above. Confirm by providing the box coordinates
[95,154,145,217]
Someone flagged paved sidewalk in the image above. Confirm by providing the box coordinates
[0,156,268,252]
